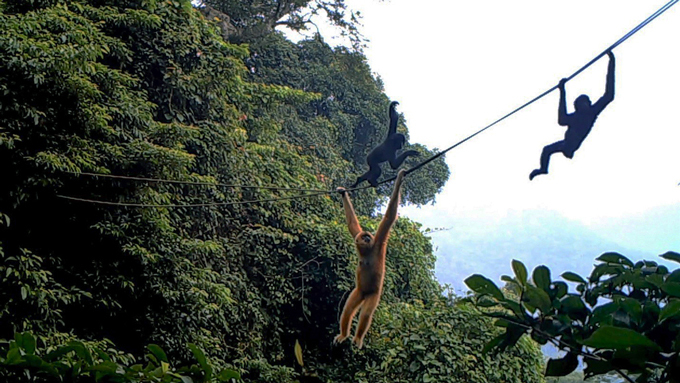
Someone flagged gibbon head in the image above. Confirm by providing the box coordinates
[354,231,374,250]
[574,95,591,111]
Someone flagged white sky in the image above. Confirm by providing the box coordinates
[284,0,679,253]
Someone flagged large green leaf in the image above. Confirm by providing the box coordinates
[560,295,588,322]
[532,266,551,292]
[580,326,660,350]
[662,282,680,298]
[597,252,634,267]
[464,274,504,300]
[188,343,212,380]
[659,299,680,321]
[561,271,586,284]
[217,369,241,381]
[545,352,578,377]
[511,259,528,286]
[660,251,680,264]
[523,286,551,313]
[147,344,168,363]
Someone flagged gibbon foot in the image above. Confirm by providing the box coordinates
[333,334,348,345]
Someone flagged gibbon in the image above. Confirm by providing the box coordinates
[530,51,615,180]
[334,169,406,348]
[351,102,418,187]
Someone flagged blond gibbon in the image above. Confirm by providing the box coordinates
[334,169,405,348]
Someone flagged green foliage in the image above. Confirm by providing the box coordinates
[0,331,241,382]
[319,298,545,383]
[201,0,365,50]
[466,252,680,383]
[245,33,450,214]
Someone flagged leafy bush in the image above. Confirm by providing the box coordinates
[0,331,241,382]
[466,251,680,383]
[322,298,545,383]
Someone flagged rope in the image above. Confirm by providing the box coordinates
[65,171,331,193]
[58,0,678,207]
[57,190,330,208]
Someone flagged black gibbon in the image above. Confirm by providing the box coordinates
[530,51,615,180]
[352,102,419,187]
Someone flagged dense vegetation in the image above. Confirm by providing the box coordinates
[467,252,680,383]
[0,0,545,381]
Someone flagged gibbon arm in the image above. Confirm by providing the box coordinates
[338,188,362,238]
[374,170,405,244]
[594,51,615,112]
[557,79,570,126]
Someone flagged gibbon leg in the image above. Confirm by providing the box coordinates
[352,164,381,188]
[389,150,419,169]
[334,288,364,344]
[352,293,381,349]
[530,141,566,180]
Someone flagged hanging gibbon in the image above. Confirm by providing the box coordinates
[351,102,419,187]
[334,169,406,348]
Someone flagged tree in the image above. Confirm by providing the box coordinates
[197,0,365,50]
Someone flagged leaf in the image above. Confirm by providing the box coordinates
[580,326,660,350]
[511,260,527,286]
[464,275,504,300]
[188,343,212,380]
[90,361,119,374]
[662,282,680,298]
[44,345,76,362]
[545,352,579,377]
[218,369,241,381]
[476,295,499,308]
[597,252,634,267]
[523,286,551,313]
[20,332,36,355]
[553,282,568,299]
[660,251,680,264]
[23,354,43,367]
[590,303,617,326]
[294,339,303,367]
[68,341,93,365]
[532,266,551,292]
[561,295,588,322]
[660,299,680,321]
[147,344,168,363]
[561,271,586,284]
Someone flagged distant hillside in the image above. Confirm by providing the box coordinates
[587,203,680,255]
[427,209,651,292]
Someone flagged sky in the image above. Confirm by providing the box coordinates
[283,0,680,281]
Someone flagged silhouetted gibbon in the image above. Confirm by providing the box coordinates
[351,102,419,187]
[334,170,406,349]
[530,51,616,180]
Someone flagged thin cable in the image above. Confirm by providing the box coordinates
[375,0,679,185]
[57,190,330,208]
[66,171,332,193]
